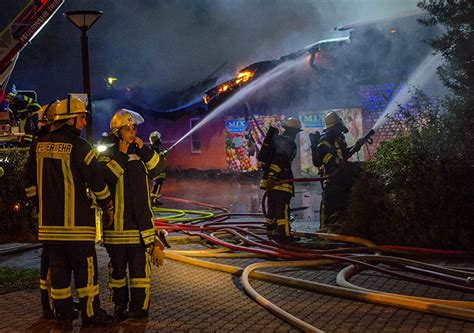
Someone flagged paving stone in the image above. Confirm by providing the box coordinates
[1,242,474,332]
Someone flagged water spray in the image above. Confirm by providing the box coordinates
[372,53,442,131]
[346,53,442,157]
[166,56,308,153]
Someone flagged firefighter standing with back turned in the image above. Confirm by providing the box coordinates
[23,97,117,330]
[33,100,60,320]
[149,131,167,205]
[259,117,302,242]
[311,111,364,228]
[99,109,167,321]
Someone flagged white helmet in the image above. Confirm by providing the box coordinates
[109,109,144,134]
[149,131,161,144]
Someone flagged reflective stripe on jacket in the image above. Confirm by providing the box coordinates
[99,144,165,246]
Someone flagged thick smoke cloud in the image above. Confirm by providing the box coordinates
[3,0,419,103]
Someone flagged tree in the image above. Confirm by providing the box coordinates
[418,0,474,102]
[336,1,474,249]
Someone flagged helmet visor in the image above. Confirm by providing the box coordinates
[126,110,144,126]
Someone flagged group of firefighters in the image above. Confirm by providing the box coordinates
[11,87,362,328]
[259,112,366,242]
[22,96,168,330]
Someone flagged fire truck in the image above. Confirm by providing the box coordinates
[0,0,64,146]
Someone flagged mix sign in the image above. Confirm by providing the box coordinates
[225,118,247,133]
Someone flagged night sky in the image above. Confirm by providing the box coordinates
[2,0,419,106]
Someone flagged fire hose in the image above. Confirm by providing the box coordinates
[150,195,474,331]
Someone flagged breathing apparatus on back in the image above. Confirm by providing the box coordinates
[257,117,302,170]
[257,126,278,171]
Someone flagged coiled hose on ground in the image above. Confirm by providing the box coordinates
[155,195,474,332]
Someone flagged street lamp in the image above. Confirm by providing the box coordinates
[64,10,103,142]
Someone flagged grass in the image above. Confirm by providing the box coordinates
[0,267,39,294]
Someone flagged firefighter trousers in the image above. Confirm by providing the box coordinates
[39,244,53,313]
[152,180,164,204]
[106,245,152,312]
[320,163,361,227]
[266,190,292,238]
[48,243,101,320]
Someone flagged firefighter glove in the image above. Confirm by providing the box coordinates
[309,132,320,147]
[102,201,114,227]
[159,150,168,158]
[353,138,365,153]
[149,245,164,267]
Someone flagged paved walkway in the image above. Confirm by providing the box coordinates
[1,178,474,332]
[1,243,474,332]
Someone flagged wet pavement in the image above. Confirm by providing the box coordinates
[162,177,322,232]
[1,176,474,332]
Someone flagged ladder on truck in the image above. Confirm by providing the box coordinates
[0,0,65,100]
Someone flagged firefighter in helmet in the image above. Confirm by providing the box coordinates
[259,117,302,242]
[98,109,167,321]
[34,100,60,319]
[312,111,359,227]
[149,131,167,205]
[23,96,117,330]
[5,90,40,145]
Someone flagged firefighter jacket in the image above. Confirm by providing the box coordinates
[98,140,165,247]
[316,129,350,176]
[10,94,40,120]
[259,133,296,195]
[23,124,112,243]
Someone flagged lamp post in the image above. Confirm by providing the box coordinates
[64,10,103,142]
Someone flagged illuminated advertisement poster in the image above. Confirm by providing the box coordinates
[298,108,364,176]
[224,115,284,173]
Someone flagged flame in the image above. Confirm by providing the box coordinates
[202,69,254,105]
[235,71,253,84]
[217,84,230,94]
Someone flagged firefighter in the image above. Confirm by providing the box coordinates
[23,96,117,330]
[259,117,302,242]
[312,111,359,227]
[149,131,167,205]
[99,109,166,321]
[5,90,40,145]
[35,100,60,320]
[33,100,82,320]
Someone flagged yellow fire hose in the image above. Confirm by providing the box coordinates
[160,225,474,330]
[153,207,215,222]
[337,264,474,309]
[164,251,474,327]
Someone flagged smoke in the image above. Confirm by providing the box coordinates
[4,0,420,103]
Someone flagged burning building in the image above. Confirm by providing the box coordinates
[93,10,443,175]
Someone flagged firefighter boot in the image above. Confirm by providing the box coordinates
[41,309,55,320]
[114,304,127,320]
[275,224,300,243]
[124,309,149,321]
[82,309,118,328]
[56,319,73,332]
[55,313,73,332]
[265,219,276,239]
